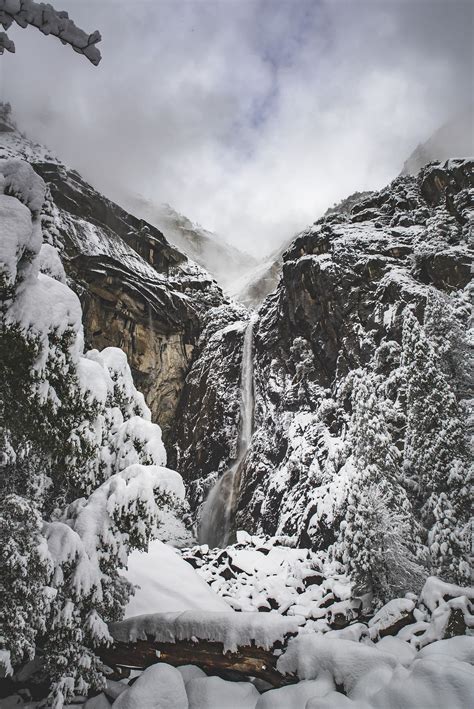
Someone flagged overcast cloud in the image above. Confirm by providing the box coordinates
[0,0,472,256]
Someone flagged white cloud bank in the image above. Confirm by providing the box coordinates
[0,0,472,256]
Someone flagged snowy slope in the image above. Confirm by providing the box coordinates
[124,540,231,617]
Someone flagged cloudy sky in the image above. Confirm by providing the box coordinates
[1,0,472,256]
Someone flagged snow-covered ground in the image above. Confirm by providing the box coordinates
[4,528,473,707]
[95,540,474,708]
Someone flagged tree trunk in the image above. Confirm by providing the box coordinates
[99,637,296,688]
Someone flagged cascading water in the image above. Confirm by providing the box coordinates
[198,314,257,547]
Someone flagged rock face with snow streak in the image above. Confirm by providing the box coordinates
[176,159,473,555]
[0,110,227,437]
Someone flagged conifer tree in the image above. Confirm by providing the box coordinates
[401,309,470,583]
[340,372,423,607]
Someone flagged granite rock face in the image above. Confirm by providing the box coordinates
[170,302,249,508]
[175,160,473,545]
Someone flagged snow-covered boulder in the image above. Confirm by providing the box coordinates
[186,676,259,709]
[112,663,188,709]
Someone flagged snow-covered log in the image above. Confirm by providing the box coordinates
[100,637,296,688]
[100,611,304,687]
[0,0,101,64]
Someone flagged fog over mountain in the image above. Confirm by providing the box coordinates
[1,0,472,256]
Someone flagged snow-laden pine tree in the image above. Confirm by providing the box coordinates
[401,309,470,583]
[0,159,187,706]
[0,0,101,64]
[339,371,424,608]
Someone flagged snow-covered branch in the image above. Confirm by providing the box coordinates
[0,0,101,64]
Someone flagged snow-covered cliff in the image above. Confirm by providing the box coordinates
[175,158,473,590]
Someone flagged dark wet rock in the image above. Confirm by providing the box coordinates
[444,608,467,639]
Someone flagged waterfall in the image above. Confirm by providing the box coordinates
[198,314,257,547]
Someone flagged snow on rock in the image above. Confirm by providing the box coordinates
[275,633,474,709]
[183,534,473,655]
[277,635,397,692]
[419,576,474,613]
[0,193,36,288]
[84,694,112,708]
[418,636,474,664]
[255,675,335,708]
[110,610,304,654]
[305,695,358,709]
[176,664,207,686]
[367,598,415,639]
[359,656,474,709]
[112,663,188,709]
[368,598,415,628]
[37,242,66,283]
[373,636,417,667]
[124,540,231,617]
[186,676,259,709]
[104,679,127,701]
[182,535,351,622]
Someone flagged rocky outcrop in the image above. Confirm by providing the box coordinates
[40,162,226,437]
[0,117,228,438]
[175,159,473,546]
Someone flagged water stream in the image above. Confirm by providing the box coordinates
[198,314,256,547]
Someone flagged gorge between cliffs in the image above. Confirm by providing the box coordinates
[1,102,472,709]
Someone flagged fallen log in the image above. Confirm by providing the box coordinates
[99,610,303,687]
[99,637,296,688]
